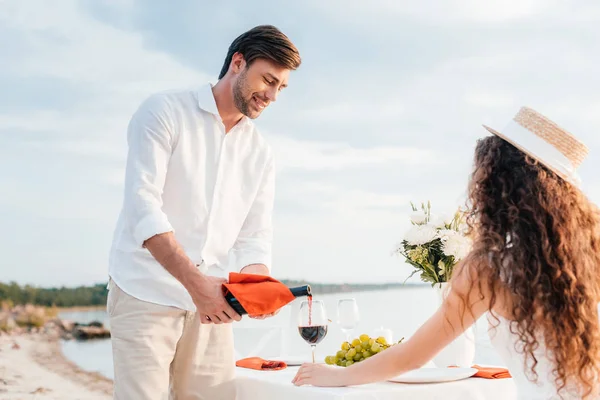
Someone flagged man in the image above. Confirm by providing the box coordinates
[106,25,301,399]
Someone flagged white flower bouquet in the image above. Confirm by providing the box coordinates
[395,201,472,286]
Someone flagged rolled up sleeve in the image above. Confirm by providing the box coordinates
[233,152,275,272]
[123,94,176,247]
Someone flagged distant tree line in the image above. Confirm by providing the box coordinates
[0,279,416,308]
[0,281,108,307]
[280,280,410,295]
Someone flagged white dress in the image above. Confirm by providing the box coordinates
[488,314,589,399]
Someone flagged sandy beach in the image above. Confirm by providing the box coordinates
[0,333,112,399]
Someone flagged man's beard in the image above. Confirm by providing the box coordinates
[233,69,253,118]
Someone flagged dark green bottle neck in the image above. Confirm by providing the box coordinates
[290,285,311,298]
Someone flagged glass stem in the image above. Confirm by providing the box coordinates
[311,345,316,363]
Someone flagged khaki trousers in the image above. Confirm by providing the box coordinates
[107,280,236,400]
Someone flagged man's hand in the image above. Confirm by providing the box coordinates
[143,232,241,324]
[186,274,242,324]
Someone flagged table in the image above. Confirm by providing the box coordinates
[235,367,518,400]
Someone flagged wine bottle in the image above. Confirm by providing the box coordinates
[224,285,312,316]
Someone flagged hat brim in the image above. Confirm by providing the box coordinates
[481,124,573,184]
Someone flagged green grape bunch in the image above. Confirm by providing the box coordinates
[324,334,405,367]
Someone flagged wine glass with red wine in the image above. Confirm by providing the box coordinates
[298,299,328,363]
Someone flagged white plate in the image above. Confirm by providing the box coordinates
[388,367,478,384]
[270,356,312,366]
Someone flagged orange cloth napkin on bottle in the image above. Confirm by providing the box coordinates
[471,365,512,379]
[222,273,296,317]
[236,357,287,371]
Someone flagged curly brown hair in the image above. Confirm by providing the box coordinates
[459,135,600,398]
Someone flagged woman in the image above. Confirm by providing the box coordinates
[292,107,600,399]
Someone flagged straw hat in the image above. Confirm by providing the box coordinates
[483,107,589,186]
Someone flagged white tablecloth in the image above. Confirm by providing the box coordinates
[235,367,518,400]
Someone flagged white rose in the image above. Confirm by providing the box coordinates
[441,233,472,261]
[404,224,438,245]
[410,212,428,225]
[430,214,452,228]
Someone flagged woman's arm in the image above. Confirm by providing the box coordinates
[293,263,490,387]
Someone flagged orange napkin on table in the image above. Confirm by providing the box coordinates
[222,273,296,317]
[471,365,512,379]
[236,357,287,371]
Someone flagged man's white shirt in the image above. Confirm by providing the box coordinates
[108,83,275,311]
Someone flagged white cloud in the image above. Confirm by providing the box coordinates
[299,101,407,123]
[307,0,600,24]
[272,193,411,283]
[464,90,515,108]
[0,0,211,147]
[266,133,437,172]
[278,181,409,214]
[0,1,209,90]
[23,137,125,160]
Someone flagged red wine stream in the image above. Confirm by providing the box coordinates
[308,294,312,326]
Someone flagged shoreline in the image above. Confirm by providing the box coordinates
[57,305,107,313]
[0,333,113,399]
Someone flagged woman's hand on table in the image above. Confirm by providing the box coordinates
[292,363,348,387]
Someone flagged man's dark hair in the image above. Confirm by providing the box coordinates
[218,25,301,79]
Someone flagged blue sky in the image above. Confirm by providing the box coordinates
[1,0,600,287]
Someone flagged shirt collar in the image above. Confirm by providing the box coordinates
[197,83,252,129]
[197,82,220,117]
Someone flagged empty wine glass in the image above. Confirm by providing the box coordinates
[297,299,328,363]
[337,298,360,342]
